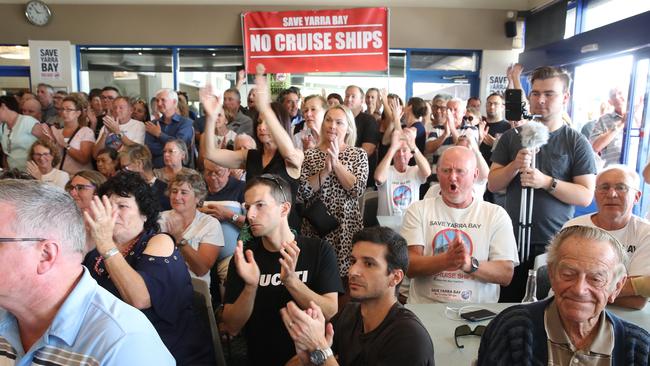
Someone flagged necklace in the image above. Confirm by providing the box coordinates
[93,233,142,276]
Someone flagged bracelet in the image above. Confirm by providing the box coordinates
[102,247,120,260]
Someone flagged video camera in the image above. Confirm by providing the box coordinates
[504,89,538,121]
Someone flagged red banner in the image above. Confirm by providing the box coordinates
[242,7,388,74]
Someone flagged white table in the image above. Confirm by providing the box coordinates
[377,215,403,233]
[406,302,650,366]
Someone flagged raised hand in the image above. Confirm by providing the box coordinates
[253,67,272,114]
[327,139,340,169]
[233,240,260,287]
[199,84,223,118]
[389,97,403,123]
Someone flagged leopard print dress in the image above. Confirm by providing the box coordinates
[299,146,369,276]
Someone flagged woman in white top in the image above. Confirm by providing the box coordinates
[154,138,188,183]
[25,139,70,189]
[293,95,327,151]
[159,169,224,286]
[50,96,95,175]
[0,95,48,170]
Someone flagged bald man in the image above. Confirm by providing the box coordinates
[401,146,519,304]
[21,98,42,122]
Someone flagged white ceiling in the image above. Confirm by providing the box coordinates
[0,0,548,11]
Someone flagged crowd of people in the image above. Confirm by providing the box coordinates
[1,62,650,366]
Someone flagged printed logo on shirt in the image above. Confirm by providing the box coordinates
[628,245,636,254]
[392,185,412,210]
[259,270,308,287]
[431,228,474,256]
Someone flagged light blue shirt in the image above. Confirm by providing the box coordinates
[0,115,39,171]
[0,267,175,366]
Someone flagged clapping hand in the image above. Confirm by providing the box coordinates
[144,121,161,138]
[103,114,121,134]
[233,240,260,287]
[445,231,470,272]
[279,240,301,286]
[84,195,118,254]
[25,160,42,180]
[281,301,333,361]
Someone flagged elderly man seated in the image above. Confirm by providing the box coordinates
[564,164,650,309]
[478,225,650,365]
[0,180,174,365]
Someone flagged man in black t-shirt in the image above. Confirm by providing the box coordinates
[280,227,435,366]
[345,85,380,187]
[480,93,511,204]
[222,175,343,366]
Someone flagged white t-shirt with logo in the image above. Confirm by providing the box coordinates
[159,210,224,285]
[376,166,426,217]
[564,214,650,276]
[98,118,146,149]
[401,195,519,304]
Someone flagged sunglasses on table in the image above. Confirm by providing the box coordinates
[454,324,486,349]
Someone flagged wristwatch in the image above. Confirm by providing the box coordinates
[177,239,189,248]
[231,214,239,223]
[309,347,333,365]
[547,177,558,193]
[464,257,479,274]
[116,132,124,140]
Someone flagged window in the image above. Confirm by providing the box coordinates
[583,0,650,32]
[409,51,478,72]
[79,47,173,101]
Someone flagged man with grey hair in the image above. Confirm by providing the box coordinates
[478,225,650,365]
[564,164,650,309]
[144,88,194,168]
[36,83,56,123]
[0,179,174,365]
[223,87,253,136]
[425,93,454,182]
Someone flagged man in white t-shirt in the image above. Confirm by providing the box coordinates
[375,129,430,217]
[401,146,519,303]
[93,96,145,157]
[563,164,650,309]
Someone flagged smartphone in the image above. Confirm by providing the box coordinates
[504,89,523,121]
[460,309,497,322]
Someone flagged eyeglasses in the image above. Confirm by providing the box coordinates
[65,183,96,192]
[596,183,637,194]
[454,324,486,349]
[259,174,288,203]
[61,108,79,113]
[163,149,179,154]
[0,237,45,244]
[32,152,52,158]
[433,106,448,111]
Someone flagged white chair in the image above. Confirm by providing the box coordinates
[533,253,551,299]
[191,277,227,366]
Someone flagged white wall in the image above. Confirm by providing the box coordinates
[478,49,521,112]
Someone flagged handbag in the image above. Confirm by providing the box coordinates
[303,172,339,236]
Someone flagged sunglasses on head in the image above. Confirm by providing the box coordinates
[454,324,486,349]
